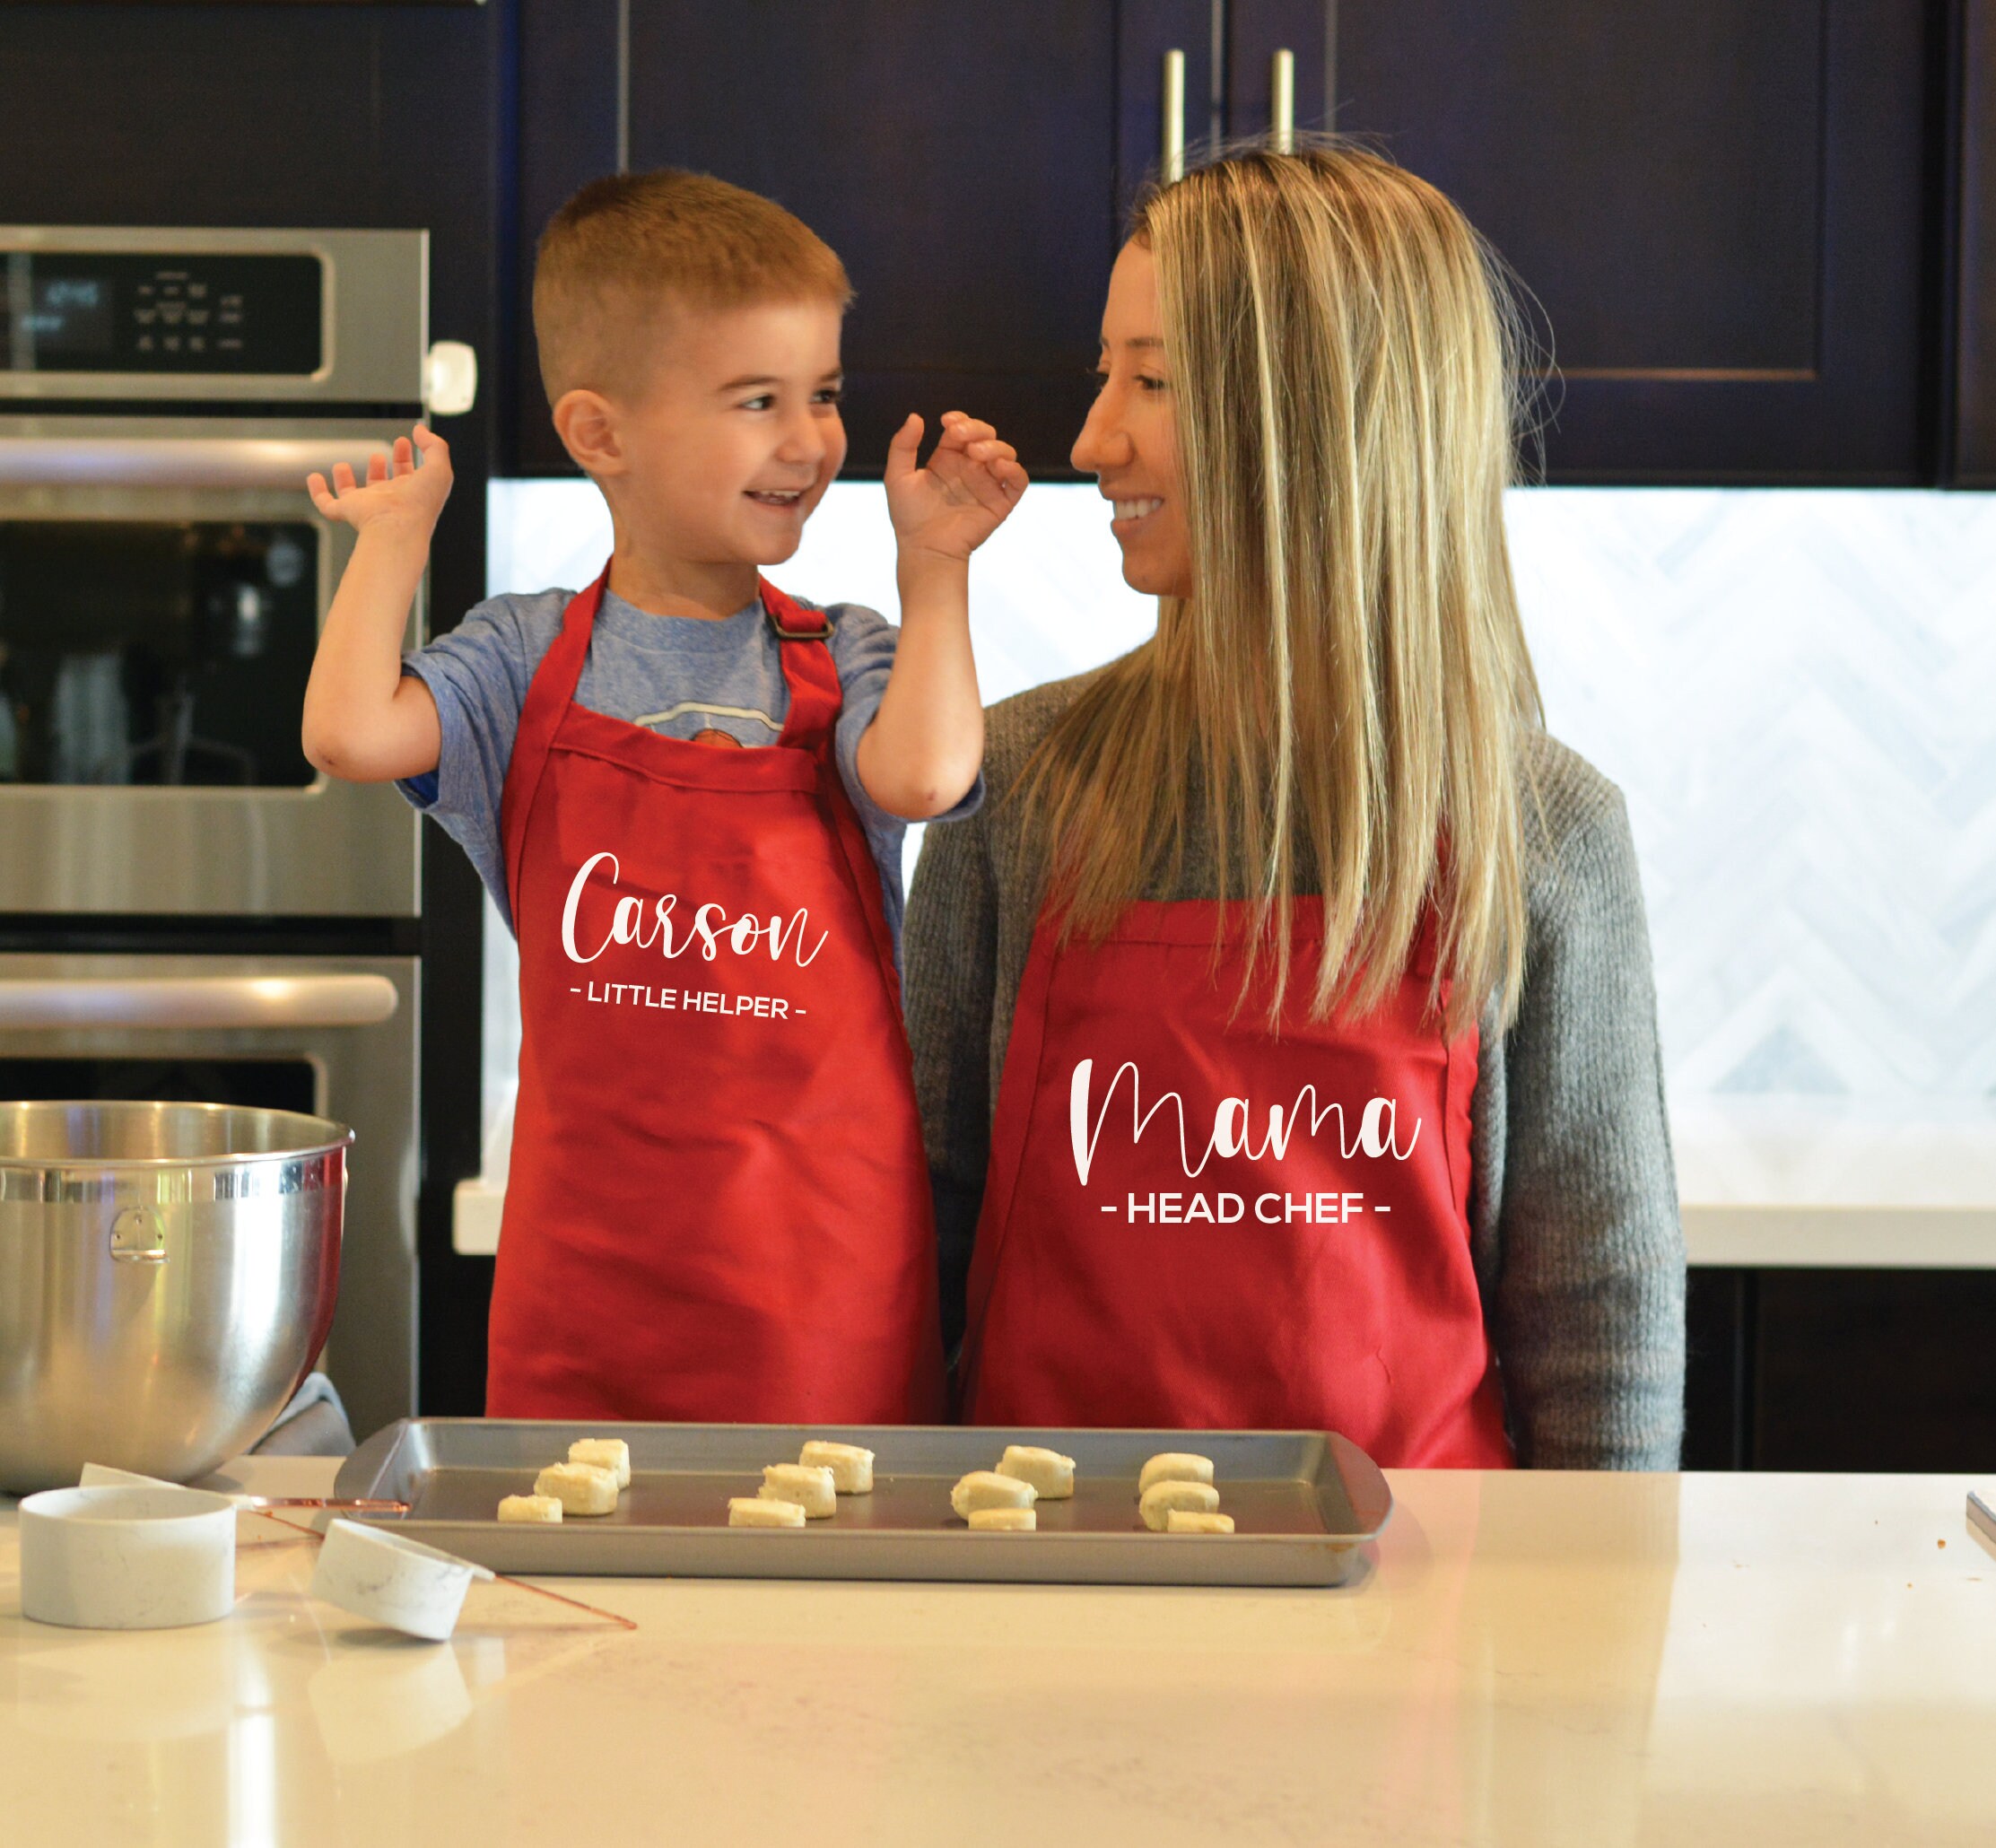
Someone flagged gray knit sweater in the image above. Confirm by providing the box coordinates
[902,674,1687,1470]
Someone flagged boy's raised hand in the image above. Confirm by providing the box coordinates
[307,424,453,537]
[885,411,1028,564]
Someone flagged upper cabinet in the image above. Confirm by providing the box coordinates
[1331,0,1936,484]
[1956,0,1996,487]
[506,0,1984,486]
[512,1,1300,479]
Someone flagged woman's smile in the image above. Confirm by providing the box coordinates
[1109,493,1165,534]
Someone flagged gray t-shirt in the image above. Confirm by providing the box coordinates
[399,585,978,944]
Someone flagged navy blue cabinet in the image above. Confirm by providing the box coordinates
[510,0,1303,479]
[1331,1,1939,483]
[1954,0,1996,486]
[506,2,1971,486]
[1687,1268,1996,1471]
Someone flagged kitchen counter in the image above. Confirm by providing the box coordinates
[1669,1099,1996,1268]
[4,1458,1992,1845]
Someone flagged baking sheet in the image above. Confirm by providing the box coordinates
[334,1420,1392,1587]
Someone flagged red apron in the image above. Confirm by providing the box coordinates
[486,571,944,1422]
[961,899,1512,1466]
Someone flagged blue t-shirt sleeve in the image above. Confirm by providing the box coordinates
[824,603,986,833]
[396,590,569,929]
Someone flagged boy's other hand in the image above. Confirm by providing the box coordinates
[308,425,453,539]
[885,411,1027,566]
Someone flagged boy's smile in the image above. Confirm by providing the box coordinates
[553,295,849,619]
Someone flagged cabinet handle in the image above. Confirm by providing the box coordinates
[614,0,632,174]
[1271,48,1295,153]
[1162,48,1187,182]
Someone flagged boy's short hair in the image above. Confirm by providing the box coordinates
[533,169,852,403]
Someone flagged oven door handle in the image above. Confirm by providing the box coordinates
[0,975,400,1031]
[0,434,390,490]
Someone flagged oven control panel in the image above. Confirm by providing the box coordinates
[4,251,322,375]
[0,229,423,405]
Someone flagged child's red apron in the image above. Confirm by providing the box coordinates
[486,571,944,1422]
[960,900,1513,1466]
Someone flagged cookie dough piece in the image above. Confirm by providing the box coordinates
[569,1437,632,1487]
[729,1496,806,1528]
[994,1444,1075,1500]
[760,1463,838,1519]
[1164,1510,1235,1534]
[969,1506,1037,1531]
[534,1461,619,1516]
[497,1493,563,1524]
[1137,1452,1216,1496]
[950,1470,1038,1521]
[798,1441,875,1495]
[1139,1479,1221,1531]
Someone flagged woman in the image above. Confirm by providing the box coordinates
[904,145,1684,1469]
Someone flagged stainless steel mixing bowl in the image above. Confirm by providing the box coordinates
[0,1101,349,1494]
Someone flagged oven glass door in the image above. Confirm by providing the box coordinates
[0,426,422,916]
[0,513,319,789]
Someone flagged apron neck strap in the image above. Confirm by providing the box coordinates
[501,570,606,922]
[760,578,842,750]
[538,568,607,709]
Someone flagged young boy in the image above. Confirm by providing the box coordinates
[301,170,1024,1424]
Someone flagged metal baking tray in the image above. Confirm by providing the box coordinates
[335,1419,1392,1588]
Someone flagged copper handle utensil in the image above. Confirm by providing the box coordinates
[250,1509,636,1631]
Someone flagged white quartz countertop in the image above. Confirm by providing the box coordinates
[1668,1101,1996,1267]
[4,1456,1992,1845]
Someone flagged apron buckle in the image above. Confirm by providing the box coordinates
[765,603,833,643]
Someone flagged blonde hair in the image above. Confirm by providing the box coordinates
[533,169,851,403]
[1023,142,1543,1035]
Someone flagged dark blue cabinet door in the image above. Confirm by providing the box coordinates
[1333,0,1935,483]
[511,0,1214,479]
[1226,0,1330,152]
[1956,0,1996,486]
[511,1,1944,482]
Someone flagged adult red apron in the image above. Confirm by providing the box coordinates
[961,900,1512,1467]
[487,571,944,1422]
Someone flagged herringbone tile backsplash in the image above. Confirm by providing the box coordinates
[489,482,1996,1199]
[1509,490,1996,1108]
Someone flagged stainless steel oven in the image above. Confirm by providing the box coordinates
[0,953,419,1443]
[0,226,440,918]
[0,225,463,1441]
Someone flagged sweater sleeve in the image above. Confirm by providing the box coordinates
[1490,782,1687,1469]
[903,806,1001,1355]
